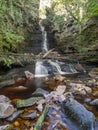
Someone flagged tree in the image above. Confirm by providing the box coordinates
[0,0,39,53]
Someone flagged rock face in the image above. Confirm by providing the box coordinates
[63,98,95,130]
[52,17,98,63]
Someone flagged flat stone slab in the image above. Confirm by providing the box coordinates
[16,96,43,108]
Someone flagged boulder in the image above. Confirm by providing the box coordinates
[89,99,98,108]
[89,68,98,79]
[63,98,95,130]
[0,95,15,118]
[24,71,35,79]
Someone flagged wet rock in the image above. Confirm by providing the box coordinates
[87,79,96,87]
[43,77,49,82]
[0,68,20,81]
[54,74,65,82]
[89,99,98,108]
[63,98,95,130]
[0,95,15,118]
[84,86,92,94]
[21,111,37,120]
[24,71,35,79]
[32,88,49,97]
[15,77,26,85]
[47,107,68,130]
[0,103,15,119]
[69,83,92,95]
[0,124,13,130]
[0,79,15,88]
[93,91,98,97]
[89,68,98,79]
[74,63,86,73]
[84,98,91,103]
[0,95,11,103]
[6,110,24,122]
[16,96,43,108]
[64,92,74,99]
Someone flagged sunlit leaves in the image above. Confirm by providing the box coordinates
[87,0,98,17]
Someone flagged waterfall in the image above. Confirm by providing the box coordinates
[35,0,79,77]
[39,20,48,52]
[35,60,48,77]
[69,64,78,73]
[48,60,67,75]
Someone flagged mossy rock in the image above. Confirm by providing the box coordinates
[34,105,49,130]
[16,97,43,108]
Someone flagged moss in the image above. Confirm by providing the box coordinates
[34,105,49,130]
[16,97,43,108]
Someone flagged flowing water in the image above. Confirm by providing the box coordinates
[39,20,48,52]
[35,60,49,77]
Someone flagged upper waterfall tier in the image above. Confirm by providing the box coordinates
[39,20,48,52]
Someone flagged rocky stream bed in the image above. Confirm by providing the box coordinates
[0,64,98,130]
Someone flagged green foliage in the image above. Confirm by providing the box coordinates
[0,0,39,53]
[2,56,14,68]
[87,0,98,18]
[47,0,98,27]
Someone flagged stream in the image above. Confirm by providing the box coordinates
[0,64,98,130]
[0,16,98,130]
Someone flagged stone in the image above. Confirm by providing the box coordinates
[87,79,96,87]
[84,98,91,103]
[0,95,15,119]
[54,74,65,82]
[69,83,85,95]
[0,95,11,103]
[63,98,95,130]
[89,68,98,79]
[0,79,15,88]
[0,124,13,130]
[16,96,43,108]
[84,86,92,94]
[24,71,35,79]
[21,111,37,120]
[32,88,49,97]
[6,110,24,122]
[89,99,98,108]
[0,103,15,118]
[69,83,92,95]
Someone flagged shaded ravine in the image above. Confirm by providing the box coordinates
[0,5,98,130]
